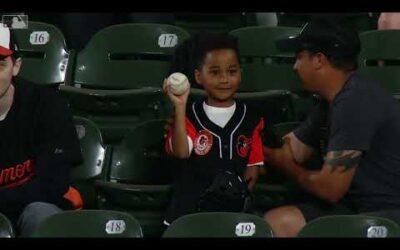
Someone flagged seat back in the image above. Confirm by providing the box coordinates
[33,210,143,237]
[109,119,171,184]
[174,13,257,35]
[72,23,190,89]
[0,213,14,238]
[298,215,400,237]
[230,26,301,92]
[359,30,400,95]
[277,13,376,31]
[72,116,110,208]
[14,21,70,86]
[163,212,273,237]
[72,116,108,180]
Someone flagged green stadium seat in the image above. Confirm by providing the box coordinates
[236,91,296,124]
[359,30,400,99]
[230,26,317,121]
[61,23,189,142]
[230,26,302,93]
[298,215,400,237]
[72,116,110,208]
[277,13,377,32]
[32,210,143,237]
[13,21,71,86]
[276,13,310,27]
[60,86,171,143]
[162,212,273,237]
[100,119,171,186]
[70,23,190,89]
[0,213,14,238]
[95,119,172,237]
[174,13,257,36]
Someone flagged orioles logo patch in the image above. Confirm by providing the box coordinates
[194,130,213,156]
[236,135,252,158]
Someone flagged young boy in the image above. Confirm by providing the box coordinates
[163,33,265,225]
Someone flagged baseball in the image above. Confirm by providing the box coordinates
[167,72,190,95]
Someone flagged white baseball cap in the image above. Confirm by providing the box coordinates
[0,23,17,57]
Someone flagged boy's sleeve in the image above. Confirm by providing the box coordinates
[165,117,197,156]
[248,117,265,167]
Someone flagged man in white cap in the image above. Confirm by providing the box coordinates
[0,24,82,237]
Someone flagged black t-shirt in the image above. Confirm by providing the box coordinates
[294,72,400,212]
[0,77,82,222]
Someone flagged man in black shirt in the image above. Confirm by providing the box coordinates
[263,17,400,237]
[0,24,82,236]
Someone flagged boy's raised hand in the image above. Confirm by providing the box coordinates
[163,78,190,107]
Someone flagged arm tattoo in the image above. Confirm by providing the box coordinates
[325,150,362,173]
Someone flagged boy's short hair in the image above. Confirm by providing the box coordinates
[194,33,240,69]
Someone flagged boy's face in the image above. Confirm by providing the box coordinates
[0,56,21,95]
[195,48,241,107]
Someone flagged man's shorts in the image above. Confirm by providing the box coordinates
[294,196,355,222]
[295,196,400,224]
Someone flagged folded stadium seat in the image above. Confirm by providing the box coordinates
[95,119,173,237]
[229,26,318,122]
[61,86,168,143]
[60,23,191,143]
[13,21,71,86]
[162,212,273,237]
[277,13,377,32]
[0,213,15,238]
[32,210,143,237]
[174,13,257,35]
[71,116,111,209]
[230,26,301,93]
[297,215,400,237]
[276,13,310,27]
[359,30,400,100]
[235,91,296,125]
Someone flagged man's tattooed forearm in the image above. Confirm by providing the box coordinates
[326,151,362,172]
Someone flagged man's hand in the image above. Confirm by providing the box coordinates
[263,132,315,173]
[263,141,294,173]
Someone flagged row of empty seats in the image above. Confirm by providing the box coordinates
[17,21,394,91]
[0,209,398,237]
[277,13,379,31]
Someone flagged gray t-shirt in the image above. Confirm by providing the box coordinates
[294,72,400,212]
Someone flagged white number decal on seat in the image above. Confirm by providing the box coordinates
[235,222,256,237]
[29,31,49,45]
[367,226,388,238]
[158,34,178,48]
[105,220,126,234]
